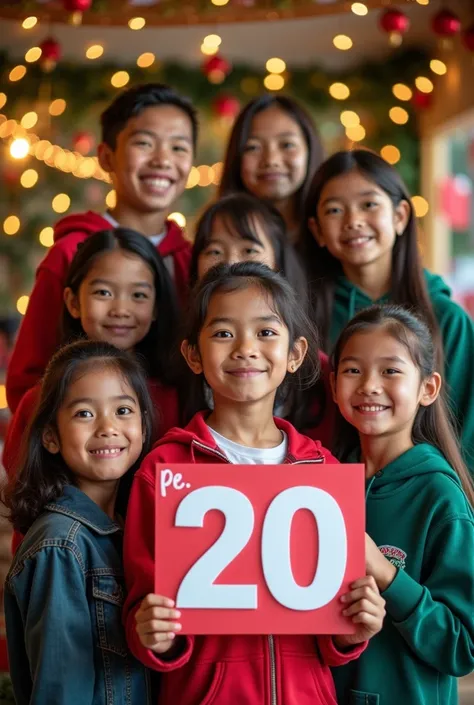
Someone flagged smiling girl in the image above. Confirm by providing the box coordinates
[3,340,155,705]
[330,305,474,705]
[122,262,385,705]
[219,95,324,244]
[302,149,474,469]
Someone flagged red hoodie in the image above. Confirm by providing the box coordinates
[6,212,191,412]
[123,411,366,705]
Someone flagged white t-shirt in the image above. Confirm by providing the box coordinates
[102,211,174,277]
[207,426,288,465]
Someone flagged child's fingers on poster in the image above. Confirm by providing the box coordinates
[136,604,181,624]
[139,593,176,610]
[136,617,182,636]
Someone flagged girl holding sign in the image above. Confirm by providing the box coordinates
[188,192,335,447]
[123,262,385,705]
[330,305,474,705]
[3,340,155,705]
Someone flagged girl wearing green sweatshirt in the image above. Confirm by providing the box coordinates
[330,304,474,705]
[302,149,474,471]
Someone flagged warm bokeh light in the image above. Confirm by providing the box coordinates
[52,193,71,213]
[211,0,230,5]
[86,44,104,60]
[415,76,434,93]
[345,125,366,142]
[111,71,130,88]
[380,145,401,164]
[430,59,447,76]
[203,34,222,48]
[25,47,42,63]
[197,165,214,188]
[412,195,429,217]
[9,66,27,82]
[329,82,350,100]
[0,385,6,410]
[415,0,429,5]
[392,83,413,101]
[10,138,30,159]
[389,107,409,125]
[351,2,368,15]
[340,110,360,128]
[137,52,155,68]
[0,93,6,110]
[16,296,29,315]
[22,16,38,29]
[212,162,223,185]
[3,215,21,236]
[105,190,117,208]
[201,43,219,56]
[39,226,54,247]
[20,111,38,129]
[20,168,39,188]
[128,17,146,30]
[333,35,353,50]
[168,212,187,228]
[49,99,67,116]
[266,58,286,74]
[264,74,285,91]
[186,166,200,189]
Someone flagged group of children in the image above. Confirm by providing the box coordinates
[1,82,474,705]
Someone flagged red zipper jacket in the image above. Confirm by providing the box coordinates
[6,211,191,412]
[123,411,366,705]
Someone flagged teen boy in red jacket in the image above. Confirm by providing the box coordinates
[6,83,198,412]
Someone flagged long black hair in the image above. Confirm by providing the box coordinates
[181,261,321,428]
[219,95,323,240]
[62,227,179,384]
[302,149,442,364]
[3,340,155,535]
[332,304,474,505]
[189,193,309,308]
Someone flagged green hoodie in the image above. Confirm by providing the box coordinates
[332,444,474,705]
[329,270,474,471]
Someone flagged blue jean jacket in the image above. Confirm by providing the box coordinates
[4,485,152,705]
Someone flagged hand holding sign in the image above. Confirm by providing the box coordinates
[154,463,366,635]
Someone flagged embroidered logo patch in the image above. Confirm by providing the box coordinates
[378,544,407,570]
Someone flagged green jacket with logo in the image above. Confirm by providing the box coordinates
[332,444,474,705]
[328,270,474,471]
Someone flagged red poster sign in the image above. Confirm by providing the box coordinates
[155,463,365,635]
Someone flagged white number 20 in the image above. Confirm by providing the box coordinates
[175,486,347,611]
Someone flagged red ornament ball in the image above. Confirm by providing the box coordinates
[72,131,95,155]
[432,9,461,38]
[63,0,92,11]
[213,95,241,119]
[40,37,62,62]
[462,24,474,52]
[39,37,61,71]
[202,54,232,83]
[379,9,410,35]
[412,89,433,111]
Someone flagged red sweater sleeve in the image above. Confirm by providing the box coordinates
[6,264,65,412]
[123,460,194,671]
[317,635,367,666]
[2,386,40,477]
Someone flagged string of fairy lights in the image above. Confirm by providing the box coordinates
[0,0,446,321]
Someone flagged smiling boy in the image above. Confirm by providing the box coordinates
[7,84,198,412]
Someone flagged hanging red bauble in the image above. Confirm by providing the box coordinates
[72,130,95,155]
[432,9,461,38]
[462,23,474,53]
[412,88,433,111]
[202,54,232,84]
[213,95,241,119]
[39,37,62,72]
[379,9,410,47]
[63,0,92,25]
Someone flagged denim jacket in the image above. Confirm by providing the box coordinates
[4,485,152,705]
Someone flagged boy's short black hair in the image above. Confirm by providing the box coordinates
[100,83,199,150]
